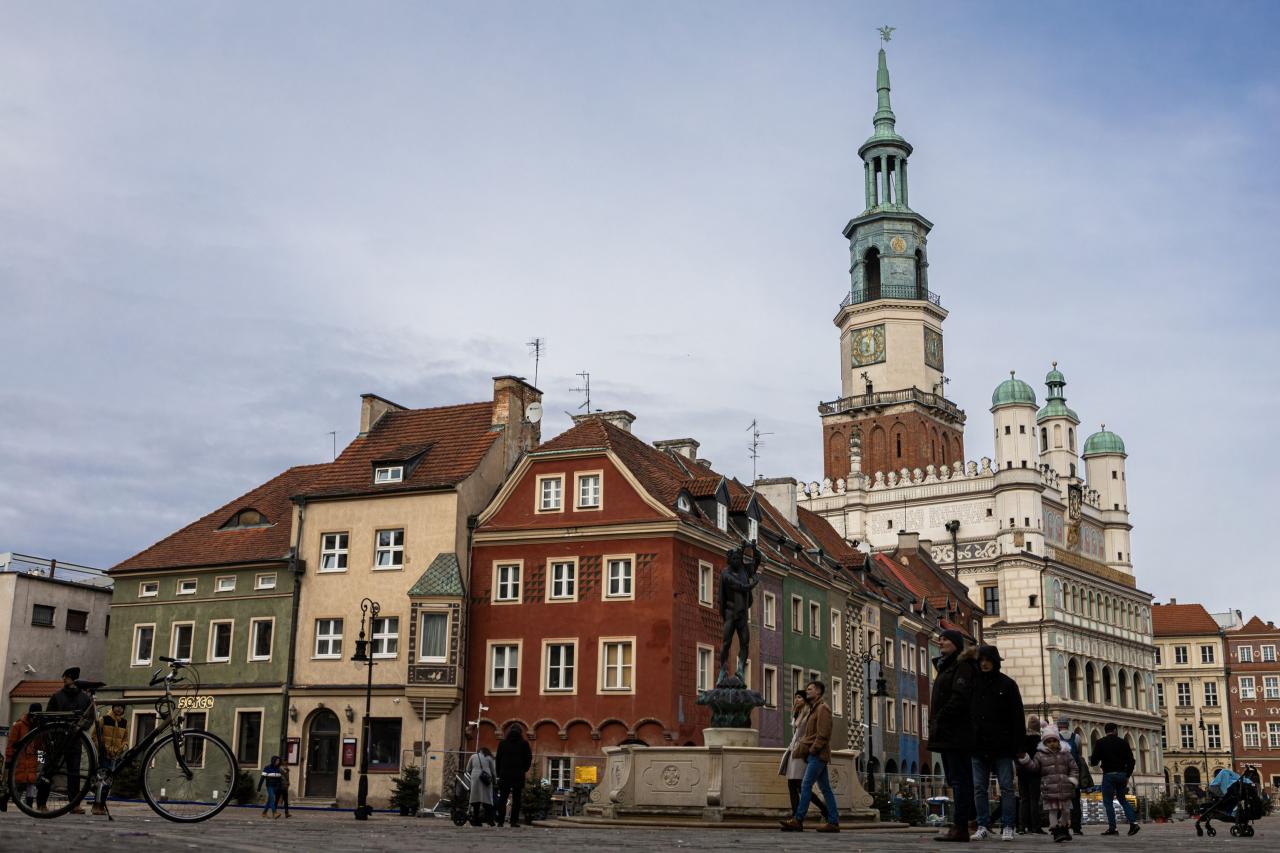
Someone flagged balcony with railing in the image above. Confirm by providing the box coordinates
[0,552,113,589]
[838,285,942,311]
[818,387,964,421]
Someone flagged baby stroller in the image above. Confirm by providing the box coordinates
[1195,769,1264,838]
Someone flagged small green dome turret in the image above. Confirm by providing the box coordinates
[991,371,1037,409]
[1083,424,1126,457]
[1036,361,1080,423]
[1045,365,1065,385]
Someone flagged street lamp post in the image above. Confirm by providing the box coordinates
[1198,717,1209,788]
[351,597,380,821]
[860,643,888,793]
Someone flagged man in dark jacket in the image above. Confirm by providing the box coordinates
[494,725,533,828]
[1088,723,1139,836]
[40,667,92,814]
[969,645,1025,840]
[927,629,978,843]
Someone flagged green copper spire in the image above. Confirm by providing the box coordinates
[872,48,899,140]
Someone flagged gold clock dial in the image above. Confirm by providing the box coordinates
[850,324,886,367]
[890,236,907,253]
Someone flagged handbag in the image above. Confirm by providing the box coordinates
[480,770,492,785]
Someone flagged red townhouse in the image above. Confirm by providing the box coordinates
[1227,615,1280,794]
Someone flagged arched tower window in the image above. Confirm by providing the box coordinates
[1067,658,1080,701]
[1053,424,1063,448]
[1085,662,1097,703]
[914,248,926,296]
[1069,427,1076,451]
[1102,666,1114,704]
[864,246,882,300]
[1040,427,1048,453]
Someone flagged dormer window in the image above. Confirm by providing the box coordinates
[677,495,691,512]
[374,466,403,484]
[220,509,269,530]
[716,502,727,532]
[749,518,759,542]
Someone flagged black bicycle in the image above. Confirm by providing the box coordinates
[5,657,238,822]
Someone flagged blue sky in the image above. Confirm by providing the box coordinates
[2,2,1277,618]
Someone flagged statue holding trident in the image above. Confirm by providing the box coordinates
[717,545,761,684]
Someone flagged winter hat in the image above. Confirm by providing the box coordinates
[62,667,80,680]
[976,645,1003,667]
[28,703,42,714]
[939,629,966,650]
[1026,715,1041,733]
[1041,725,1061,744]
[1056,715,1070,729]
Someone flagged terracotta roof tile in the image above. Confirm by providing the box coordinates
[112,464,326,573]
[685,476,723,498]
[1151,602,1220,636]
[302,402,498,498]
[1235,615,1279,635]
[8,680,63,700]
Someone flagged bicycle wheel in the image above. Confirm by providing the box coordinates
[6,723,96,818]
[140,729,238,822]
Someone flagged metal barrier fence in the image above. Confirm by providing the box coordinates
[423,750,604,817]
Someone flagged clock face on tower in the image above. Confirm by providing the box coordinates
[850,324,886,367]
[924,327,944,371]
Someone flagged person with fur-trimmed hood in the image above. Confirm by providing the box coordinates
[970,645,1025,840]
[1018,727,1079,842]
[928,629,979,843]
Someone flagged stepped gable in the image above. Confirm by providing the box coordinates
[112,463,327,573]
[302,401,498,499]
[1151,602,1219,636]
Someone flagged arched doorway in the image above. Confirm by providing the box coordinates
[305,708,341,798]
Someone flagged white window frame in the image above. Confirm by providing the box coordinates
[762,664,778,708]
[374,528,405,569]
[1263,644,1277,663]
[546,558,577,602]
[371,615,399,659]
[791,665,804,698]
[1239,646,1254,663]
[574,470,603,510]
[716,502,727,531]
[1264,676,1280,700]
[920,647,928,673]
[603,554,634,600]
[698,561,714,608]
[254,573,277,591]
[886,698,896,732]
[248,617,274,662]
[883,637,894,668]
[599,637,636,693]
[790,595,803,634]
[547,756,573,791]
[139,581,159,598]
[1206,722,1222,750]
[541,639,577,695]
[808,601,821,639]
[696,644,714,692]
[920,704,929,737]
[493,561,523,604]
[1176,682,1192,707]
[215,575,236,593]
[1204,682,1219,706]
[901,640,910,671]
[207,619,234,663]
[1243,722,1260,748]
[535,474,564,513]
[1269,722,1280,749]
[1200,645,1215,664]
[1179,723,1194,749]
[374,465,403,483]
[830,609,842,649]
[169,621,195,662]
[832,676,844,716]
[176,578,198,596]
[417,611,450,663]
[1240,676,1256,699]
[487,641,521,694]
[319,532,349,572]
[234,707,265,769]
[763,592,776,630]
[314,618,343,659]
[132,623,156,666]
[1174,645,1188,664]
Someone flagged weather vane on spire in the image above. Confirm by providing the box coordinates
[878,25,895,43]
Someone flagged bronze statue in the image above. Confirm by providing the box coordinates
[717,545,760,684]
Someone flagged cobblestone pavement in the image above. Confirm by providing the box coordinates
[0,804,1273,853]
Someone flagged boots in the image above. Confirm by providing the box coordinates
[937,824,971,842]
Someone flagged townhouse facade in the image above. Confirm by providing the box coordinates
[1226,616,1280,795]
[1151,601,1232,792]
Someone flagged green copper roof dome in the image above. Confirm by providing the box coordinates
[1083,425,1126,457]
[991,371,1037,408]
[1036,361,1079,423]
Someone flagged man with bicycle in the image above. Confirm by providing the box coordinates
[42,667,93,814]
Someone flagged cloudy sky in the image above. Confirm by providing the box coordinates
[2,2,1277,618]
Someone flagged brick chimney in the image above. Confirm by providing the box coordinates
[360,394,407,436]
[572,410,636,433]
[754,477,797,526]
[653,438,700,460]
[492,376,543,470]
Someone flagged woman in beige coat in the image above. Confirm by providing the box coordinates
[778,690,827,819]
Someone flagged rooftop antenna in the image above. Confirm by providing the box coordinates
[570,371,592,412]
[746,419,774,493]
[526,337,545,388]
[327,431,337,461]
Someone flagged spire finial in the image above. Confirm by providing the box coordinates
[1010,370,1016,378]
[1101,423,1106,432]
[1052,360,1057,369]
[872,30,897,137]
[878,26,896,43]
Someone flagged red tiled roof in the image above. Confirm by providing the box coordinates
[1236,615,1280,635]
[729,494,753,512]
[9,680,63,700]
[535,418,693,510]
[796,506,858,562]
[112,464,325,573]
[1151,603,1220,636]
[685,476,723,498]
[302,402,498,498]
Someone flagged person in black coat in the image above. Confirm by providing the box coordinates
[927,629,978,843]
[1016,716,1047,834]
[40,667,93,814]
[494,725,533,827]
[968,645,1025,840]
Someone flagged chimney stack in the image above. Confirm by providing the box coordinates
[754,477,798,526]
[897,530,920,553]
[1169,598,1177,605]
[654,438,701,460]
[572,410,636,433]
[492,376,543,469]
[360,394,407,436]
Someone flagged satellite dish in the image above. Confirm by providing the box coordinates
[525,402,543,424]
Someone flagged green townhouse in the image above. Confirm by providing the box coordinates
[102,464,323,774]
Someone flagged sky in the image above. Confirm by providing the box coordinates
[2,2,1277,619]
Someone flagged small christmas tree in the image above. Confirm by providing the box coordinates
[390,764,422,815]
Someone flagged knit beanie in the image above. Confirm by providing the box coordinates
[939,629,965,650]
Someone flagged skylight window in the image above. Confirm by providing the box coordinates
[221,509,269,529]
[375,466,404,484]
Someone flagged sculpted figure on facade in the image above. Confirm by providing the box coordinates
[717,545,760,683]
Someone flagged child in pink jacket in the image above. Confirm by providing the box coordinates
[1018,727,1079,842]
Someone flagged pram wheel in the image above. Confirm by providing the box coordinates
[1243,825,1254,837]
[1229,825,1239,836]
[1206,826,1216,836]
